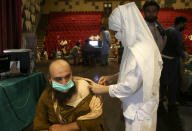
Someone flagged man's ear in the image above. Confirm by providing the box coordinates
[47,74,52,84]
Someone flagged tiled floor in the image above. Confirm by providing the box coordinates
[32,60,192,131]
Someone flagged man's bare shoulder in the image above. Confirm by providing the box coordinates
[73,76,90,97]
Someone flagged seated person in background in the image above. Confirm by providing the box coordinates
[43,48,48,60]
[33,59,107,131]
[71,42,80,65]
[81,39,93,65]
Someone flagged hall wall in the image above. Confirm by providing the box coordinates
[41,0,192,14]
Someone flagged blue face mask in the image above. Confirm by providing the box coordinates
[52,80,74,92]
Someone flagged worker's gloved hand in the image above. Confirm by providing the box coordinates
[98,75,115,85]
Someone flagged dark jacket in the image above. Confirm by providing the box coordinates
[162,26,185,58]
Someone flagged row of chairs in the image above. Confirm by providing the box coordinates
[49,11,103,18]
[47,24,101,31]
[47,31,100,38]
[49,18,101,23]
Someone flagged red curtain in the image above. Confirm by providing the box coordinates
[0,0,22,55]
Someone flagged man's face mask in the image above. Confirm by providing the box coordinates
[52,79,74,92]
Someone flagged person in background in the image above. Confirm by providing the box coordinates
[143,0,167,53]
[71,42,80,65]
[33,59,108,131]
[81,39,92,65]
[101,26,111,66]
[160,16,187,111]
[143,0,167,106]
[117,41,124,64]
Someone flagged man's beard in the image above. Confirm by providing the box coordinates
[179,26,186,32]
[52,85,77,105]
[145,16,158,23]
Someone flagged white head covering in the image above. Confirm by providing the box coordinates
[109,2,163,101]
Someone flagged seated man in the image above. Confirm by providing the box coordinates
[33,59,107,131]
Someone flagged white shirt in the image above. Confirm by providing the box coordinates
[109,52,158,121]
[108,2,161,131]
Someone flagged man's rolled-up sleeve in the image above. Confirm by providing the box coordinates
[76,96,107,131]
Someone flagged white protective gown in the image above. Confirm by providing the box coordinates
[108,2,163,131]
